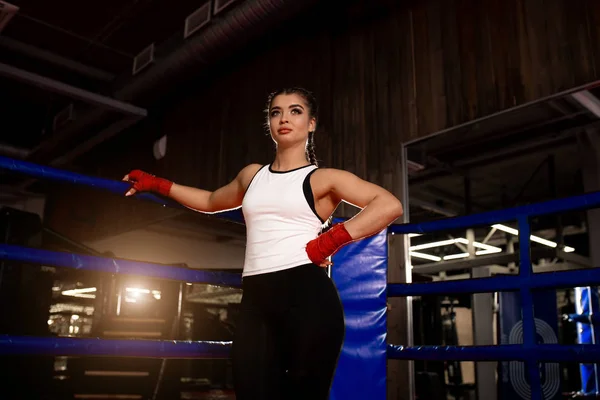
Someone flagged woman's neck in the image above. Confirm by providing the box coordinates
[272,145,310,171]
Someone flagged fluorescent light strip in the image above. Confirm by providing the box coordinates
[410,238,502,252]
[472,241,500,251]
[409,223,574,263]
[410,251,442,262]
[442,247,503,261]
[492,224,518,236]
[126,288,150,294]
[62,287,97,297]
[443,253,469,260]
[62,287,96,294]
[410,239,458,251]
[476,248,502,255]
[410,236,503,262]
[64,293,96,299]
[492,224,575,252]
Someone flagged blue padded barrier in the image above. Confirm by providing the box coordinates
[329,220,387,400]
[0,243,242,287]
[0,335,231,358]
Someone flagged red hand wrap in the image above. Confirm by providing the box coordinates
[128,169,173,197]
[306,223,353,265]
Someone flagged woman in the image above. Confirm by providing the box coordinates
[123,87,403,399]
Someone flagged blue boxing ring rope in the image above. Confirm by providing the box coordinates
[2,154,600,399]
[389,194,600,400]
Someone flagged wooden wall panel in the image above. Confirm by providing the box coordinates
[46,0,600,240]
[587,1,600,77]
[566,0,596,87]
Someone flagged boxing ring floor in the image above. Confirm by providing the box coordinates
[1,154,600,400]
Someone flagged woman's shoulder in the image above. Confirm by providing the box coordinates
[241,163,264,174]
[310,167,359,188]
[237,163,265,185]
[312,167,352,179]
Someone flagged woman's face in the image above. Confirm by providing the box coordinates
[268,93,316,147]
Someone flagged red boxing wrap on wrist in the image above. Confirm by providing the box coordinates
[128,169,173,197]
[306,223,353,265]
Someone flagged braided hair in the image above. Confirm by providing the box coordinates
[265,87,320,166]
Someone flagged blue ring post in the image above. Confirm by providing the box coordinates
[518,216,542,400]
[329,219,388,400]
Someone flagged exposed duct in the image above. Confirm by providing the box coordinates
[26,0,319,166]
[115,0,317,103]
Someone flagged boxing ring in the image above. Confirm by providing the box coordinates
[1,154,600,400]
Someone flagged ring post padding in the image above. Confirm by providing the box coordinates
[329,219,387,400]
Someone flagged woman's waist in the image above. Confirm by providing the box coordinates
[245,225,319,248]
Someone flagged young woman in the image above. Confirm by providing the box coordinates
[122,87,403,399]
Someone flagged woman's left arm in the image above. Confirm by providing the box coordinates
[325,168,404,239]
[305,168,403,266]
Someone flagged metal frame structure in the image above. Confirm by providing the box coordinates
[401,85,600,398]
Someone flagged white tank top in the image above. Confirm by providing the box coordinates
[241,164,325,277]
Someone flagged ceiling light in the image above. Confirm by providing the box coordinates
[492,224,575,252]
[443,253,469,260]
[126,287,150,294]
[410,251,442,262]
[62,287,97,298]
[410,239,458,251]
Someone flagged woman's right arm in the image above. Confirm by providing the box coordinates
[123,164,262,213]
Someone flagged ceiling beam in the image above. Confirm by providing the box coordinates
[571,90,600,118]
[0,37,114,82]
[409,197,458,217]
[0,142,30,159]
[0,62,146,117]
[415,186,488,213]
[409,126,582,185]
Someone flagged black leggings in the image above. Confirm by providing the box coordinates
[232,263,345,400]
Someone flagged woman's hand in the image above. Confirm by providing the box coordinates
[122,170,173,197]
[306,224,353,268]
